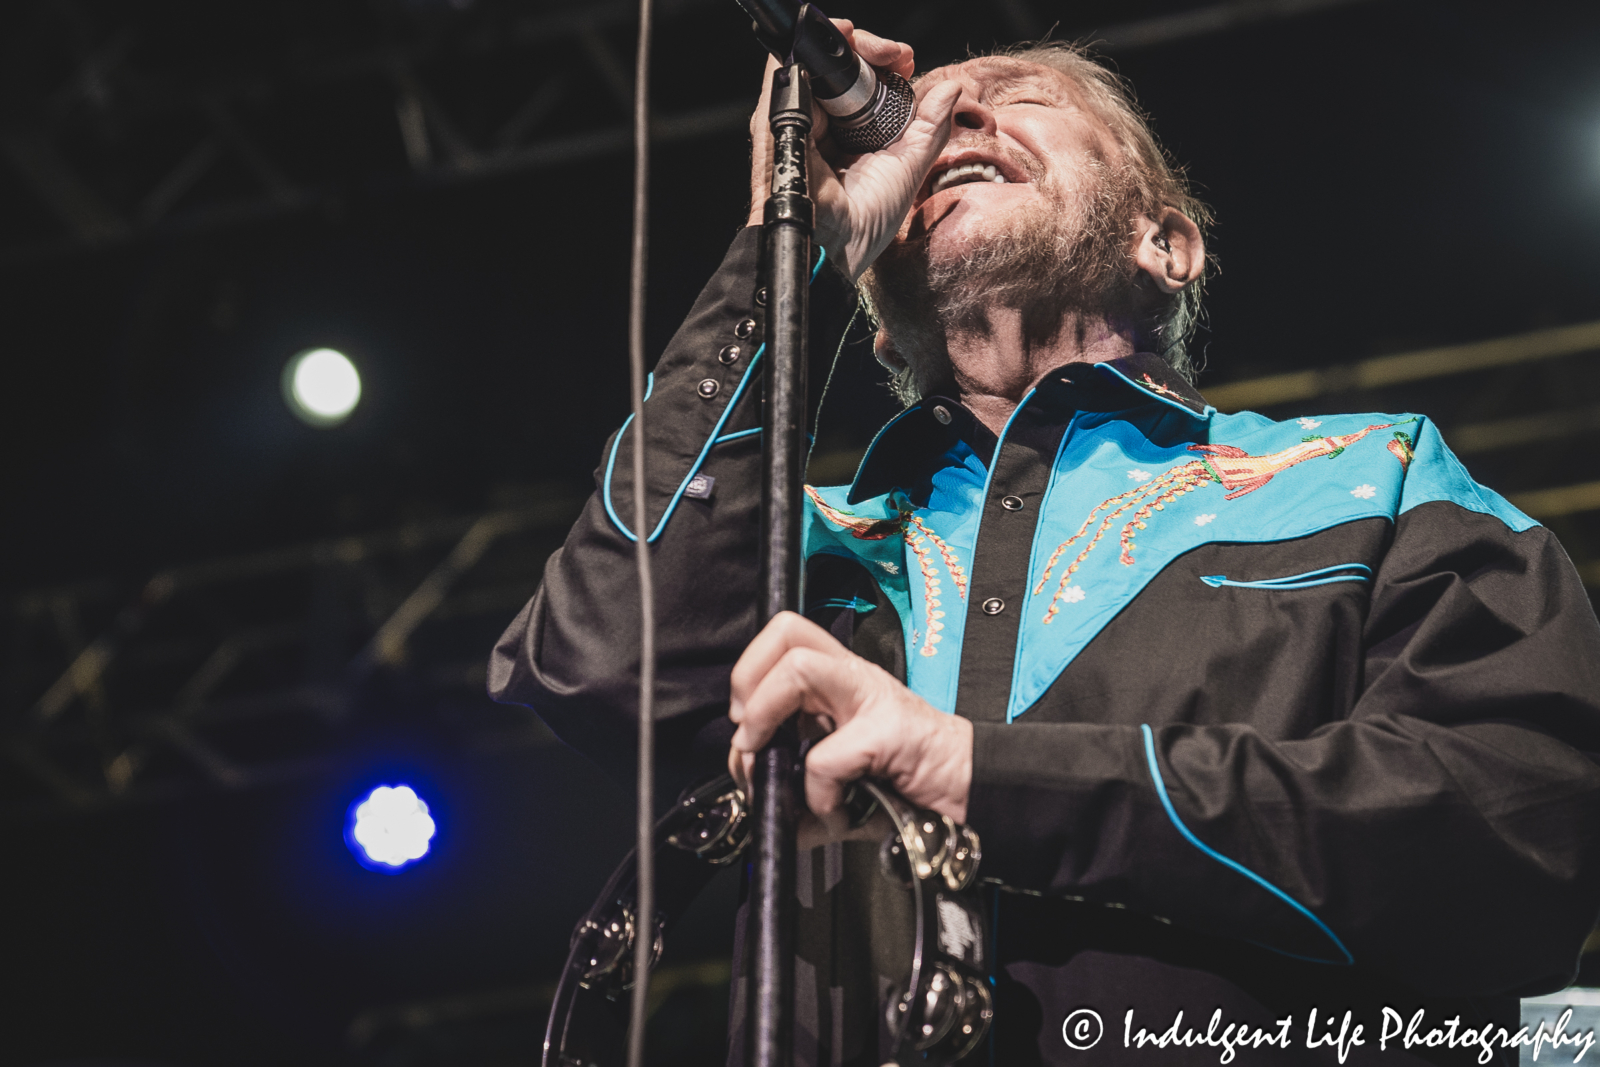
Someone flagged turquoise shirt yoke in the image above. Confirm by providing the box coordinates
[802,405,1537,721]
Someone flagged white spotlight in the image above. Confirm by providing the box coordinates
[284,347,362,427]
[348,784,436,870]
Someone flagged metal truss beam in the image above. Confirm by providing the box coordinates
[4,496,579,817]
[0,128,129,243]
[0,0,1393,267]
[1205,320,1600,412]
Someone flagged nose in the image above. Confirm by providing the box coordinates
[950,90,996,136]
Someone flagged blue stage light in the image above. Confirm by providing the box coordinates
[347,784,436,870]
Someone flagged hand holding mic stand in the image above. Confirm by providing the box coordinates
[748,60,812,1067]
[540,5,978,1065]
[747,7,914,1062]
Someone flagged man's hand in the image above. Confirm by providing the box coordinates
[746,22,960,283]
[728,611,973,823]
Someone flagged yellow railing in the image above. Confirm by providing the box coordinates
[1205,320,1600,413]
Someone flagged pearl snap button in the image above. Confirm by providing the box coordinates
[1001,495,1024,511]
[734,317,756,339]
[981,597,1005,615]
[932,405,952,425]
[697,378,720,399]
[718,344,740,365]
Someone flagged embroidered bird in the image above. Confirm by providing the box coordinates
[1188,423,1394,500]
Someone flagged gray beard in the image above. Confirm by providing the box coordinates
[862,164,1141,400]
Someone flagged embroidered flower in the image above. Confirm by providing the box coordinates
[1194,513,1217,526]
[1127,469,1151,482]
[1350,484,1377,500]
[1060,586,1086,604]
[1298,417,1322,430]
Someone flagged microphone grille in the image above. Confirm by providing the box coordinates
[831,70,915,155]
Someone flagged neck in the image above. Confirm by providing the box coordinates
[948,307,1135,436]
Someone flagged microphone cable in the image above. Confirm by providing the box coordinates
[626,0,656,1062]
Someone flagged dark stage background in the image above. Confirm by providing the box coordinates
[4,1,1600,1064]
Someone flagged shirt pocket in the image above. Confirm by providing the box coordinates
[1198,563,1372,591]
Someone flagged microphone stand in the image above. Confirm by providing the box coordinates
[749,62,812,1067]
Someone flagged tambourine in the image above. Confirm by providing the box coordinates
[542,775,992,1067]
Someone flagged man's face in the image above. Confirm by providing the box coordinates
[904,57,1123,264]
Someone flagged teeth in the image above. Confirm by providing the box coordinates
[932,161,1010,194]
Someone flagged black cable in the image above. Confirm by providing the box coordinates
[626,0,655,1062]
[806,302,863,471]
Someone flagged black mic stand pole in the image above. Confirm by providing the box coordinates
[749,61,812,1067]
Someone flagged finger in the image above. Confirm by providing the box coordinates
[747,54,783,223]
[728,611,844,720]
[730,644,845,753]
[844,25,914,77]
[911,79,962,136]
[808,136,849,253]
[730,645,870,755]
[885,78,959,174]
[728,745,753,795]
[801,717,884,814]
[749,53,782,139]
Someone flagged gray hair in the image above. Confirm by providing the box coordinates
[863,40,1213,402]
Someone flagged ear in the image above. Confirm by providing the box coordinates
[1133,208,1205,294]
[873,329,908,373]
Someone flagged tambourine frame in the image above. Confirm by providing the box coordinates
[540,775,990,1067]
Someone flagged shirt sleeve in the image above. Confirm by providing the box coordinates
[487,227,766,791]
[966,480,1600,997]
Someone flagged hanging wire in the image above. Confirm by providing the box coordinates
[626,0,656,1061]
[806,302,863,471]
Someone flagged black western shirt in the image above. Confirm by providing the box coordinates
[490,227,1600,1067]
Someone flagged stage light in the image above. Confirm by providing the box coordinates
[284,347,361,426]
[347,784,436,870]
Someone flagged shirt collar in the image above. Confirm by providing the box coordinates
[846,353,1212,504]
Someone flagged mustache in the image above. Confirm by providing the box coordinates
[862,159,1144,401]
[938,134,1046,185]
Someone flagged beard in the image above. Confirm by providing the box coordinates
[861,155,1143,401]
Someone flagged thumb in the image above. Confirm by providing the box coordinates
[890,79,959,174]
[912,81,960,141]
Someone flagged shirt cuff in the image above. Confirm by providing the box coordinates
[965,720,1150,891]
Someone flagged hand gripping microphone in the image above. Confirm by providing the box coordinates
[734,0,916,154]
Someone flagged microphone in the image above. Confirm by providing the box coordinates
[734,0,916,154]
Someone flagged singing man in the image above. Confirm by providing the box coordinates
[492,24,1600,1066]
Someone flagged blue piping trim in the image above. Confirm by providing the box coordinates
[599,372,658,535]
[1200,563,1372,590]
[713,427,762,445]
[1140,724,1353,966]
[1007,409,1082,722]
[602,348,764,543]
[846,403,926,502]
[1007,518,1400,723]
[602,250,825,541]
[810,596,876,614]
[1097,362,1214,420]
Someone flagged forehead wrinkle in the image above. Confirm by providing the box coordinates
[923,57,1076,105]
[924,57,1123,166]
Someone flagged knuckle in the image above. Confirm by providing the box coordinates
[780,644,828,681]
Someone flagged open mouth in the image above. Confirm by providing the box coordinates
[920,150,1032,206]
[930,161,1010,194]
